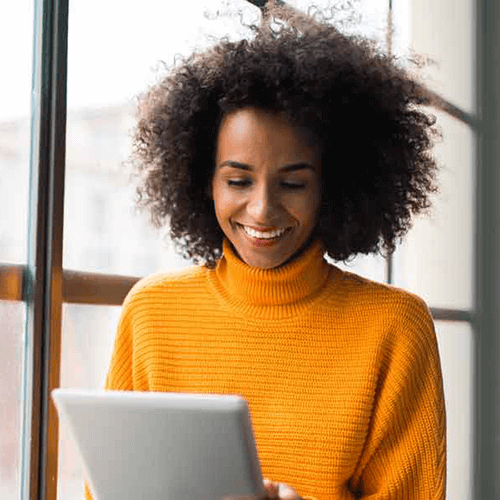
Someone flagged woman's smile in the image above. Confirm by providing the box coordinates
[237,223,293,245]
[211,107,322,269]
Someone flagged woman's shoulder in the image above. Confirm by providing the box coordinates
[122,264,209,307]
[326,264,433,327]
[323,266,437,360]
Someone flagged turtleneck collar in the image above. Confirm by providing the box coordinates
[209,238,332,319]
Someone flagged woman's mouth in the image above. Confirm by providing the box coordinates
[237,224,292,244]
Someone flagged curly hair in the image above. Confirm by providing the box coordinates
[131,4,439,268]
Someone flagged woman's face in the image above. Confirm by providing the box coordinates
[211,107,322,269]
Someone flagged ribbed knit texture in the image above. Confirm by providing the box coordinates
[84,239,446,500]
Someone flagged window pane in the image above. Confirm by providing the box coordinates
[0,301,26,500]
[330,254,387,283]
[392,110,474,309]
[63,0,262,277]
[435,321,473,500]
[0,2,33,498]
[0,3,32,263]
[394,0,475,113]
[58,304,122,500]
[294,0,389,47]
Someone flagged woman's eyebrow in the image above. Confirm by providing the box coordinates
[218,160,316,172]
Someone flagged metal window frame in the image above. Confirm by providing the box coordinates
[5,0,493,498]
[473,0,500,497]
[21,0,68,499]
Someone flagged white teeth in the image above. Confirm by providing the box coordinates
[241,225,288,239]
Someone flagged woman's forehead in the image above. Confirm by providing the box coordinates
[216,107,321,163]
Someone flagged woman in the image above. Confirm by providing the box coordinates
[85,4,446,499]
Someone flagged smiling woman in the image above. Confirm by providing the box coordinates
[211,108,322,269]
[84,3,446,500]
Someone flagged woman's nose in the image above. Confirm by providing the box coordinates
[247,183,280,222]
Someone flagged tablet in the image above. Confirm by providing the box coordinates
[52,389,265,500]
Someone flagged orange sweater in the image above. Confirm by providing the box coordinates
[84,239,446,500]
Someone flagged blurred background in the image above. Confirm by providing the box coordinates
[0,0,476,498]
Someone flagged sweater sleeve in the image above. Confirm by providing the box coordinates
[83,292,136,500]
[349,295,447,499]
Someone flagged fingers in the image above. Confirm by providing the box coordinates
[277,484,301,500]
[263,479,279,500]
[263,479,302,500]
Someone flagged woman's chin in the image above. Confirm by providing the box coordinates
[227,226,317,269]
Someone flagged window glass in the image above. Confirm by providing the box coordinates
[0,2,32,263]
[394,0,475,113]
[0,2,33,499]
[392,110,474,310]
[0,301,26,500]
[435,320,473,500]
[295,0,389,46]
[58,304,122,500]
[330,254,387,284]
[63,0,262,277]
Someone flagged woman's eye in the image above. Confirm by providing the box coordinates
[281,182,306,190]
[226,180,306,189]
[227,179,251,187]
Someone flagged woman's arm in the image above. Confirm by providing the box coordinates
[349,297,447,499]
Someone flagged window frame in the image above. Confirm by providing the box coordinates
[21,0,68,499]
[2,0,496,498]
[473,0,500,497]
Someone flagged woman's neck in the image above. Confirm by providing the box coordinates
[211,238,331,315]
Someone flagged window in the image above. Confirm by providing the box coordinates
[0,2,33,499]
[2,0,497,498]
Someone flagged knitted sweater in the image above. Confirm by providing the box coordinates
[84,239,446,500]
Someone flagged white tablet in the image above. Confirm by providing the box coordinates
[52,389,265,500]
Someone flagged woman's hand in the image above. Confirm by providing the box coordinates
[263,479,302,500]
